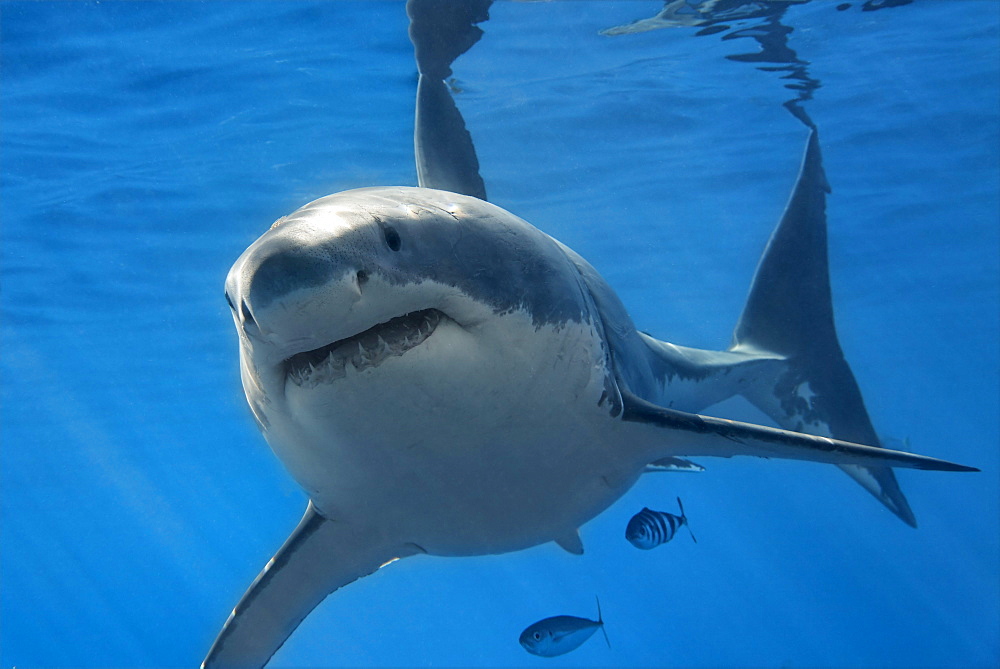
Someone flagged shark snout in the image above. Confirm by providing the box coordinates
[246,245,341,313]
[227,220,378,340]
[240,272,364,349]
[236,296,263,337]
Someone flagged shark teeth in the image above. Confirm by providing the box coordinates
[285,309,443,388]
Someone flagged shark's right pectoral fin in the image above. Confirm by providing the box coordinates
[203,502,420,669]
[622,390,978,473]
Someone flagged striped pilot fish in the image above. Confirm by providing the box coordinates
[625,497,697,549]
[519,597,610,657]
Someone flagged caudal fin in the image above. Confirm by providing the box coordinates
[729,130,918,527]
[595,596,611,649]
[676,497,697,543]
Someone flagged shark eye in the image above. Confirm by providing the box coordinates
[384,226,401,252]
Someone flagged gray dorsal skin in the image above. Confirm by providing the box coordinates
[202,5,976,668]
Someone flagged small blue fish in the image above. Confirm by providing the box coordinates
[519,597,610,657]
[625,497,696,549]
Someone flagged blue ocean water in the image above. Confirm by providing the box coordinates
[1,1,997,667]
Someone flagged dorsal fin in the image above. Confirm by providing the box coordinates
[414,76,487,200]
[408,0,491,200]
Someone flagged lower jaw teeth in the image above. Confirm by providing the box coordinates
[289,355,347,388]
[286,309,442,387]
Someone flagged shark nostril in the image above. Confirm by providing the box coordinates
[356,270,369,286]
[240,299,257,327]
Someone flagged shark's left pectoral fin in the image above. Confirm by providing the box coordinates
[203,502,420,669]
[643,456,706,473]
[621,390,978,473]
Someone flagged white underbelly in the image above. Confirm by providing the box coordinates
[261,311,643,555]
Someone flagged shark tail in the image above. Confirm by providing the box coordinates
[729,129,917,527]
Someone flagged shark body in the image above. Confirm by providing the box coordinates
[202,2,976,666]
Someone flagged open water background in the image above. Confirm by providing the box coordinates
[2,1,998,667]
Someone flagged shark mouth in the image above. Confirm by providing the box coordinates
[285,308,443,388]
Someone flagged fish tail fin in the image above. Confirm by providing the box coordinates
[676,497,697,544]
[595,596,611,649]
[729,129,917,527]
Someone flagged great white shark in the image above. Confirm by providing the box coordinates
[203,2,977,666]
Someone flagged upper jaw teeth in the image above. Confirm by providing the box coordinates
[285,309,443,388]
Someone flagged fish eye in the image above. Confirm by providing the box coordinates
[384,226,401,252]
[533,632,542,641]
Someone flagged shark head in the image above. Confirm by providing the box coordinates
[223,186,635,554]
[226,188,506,414]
